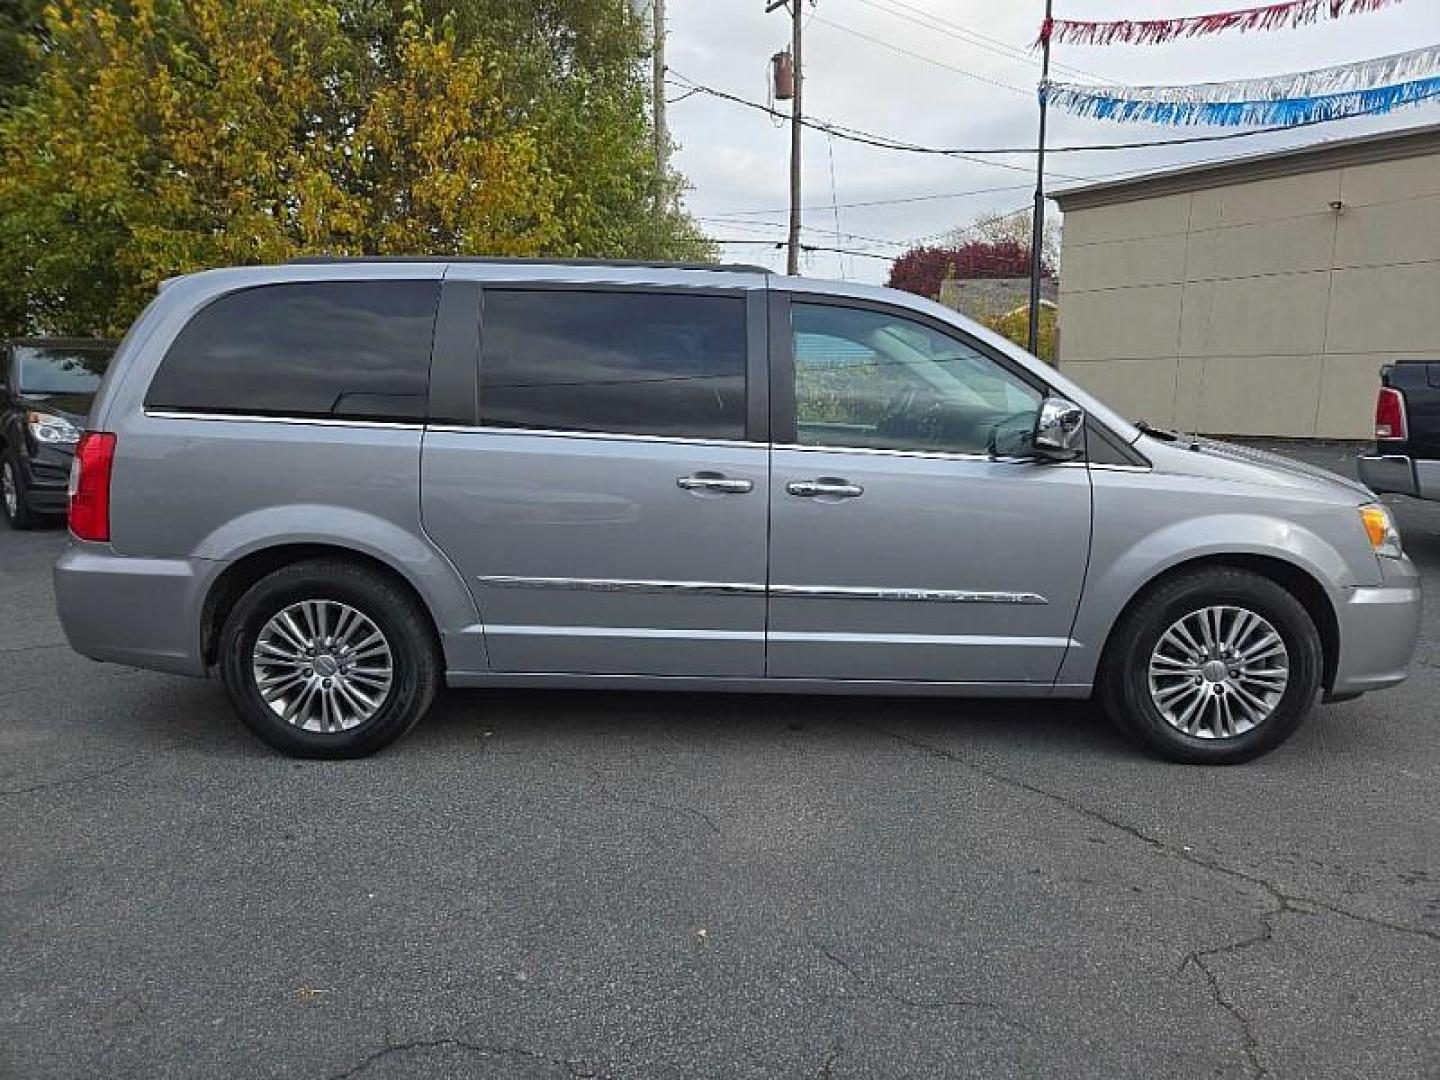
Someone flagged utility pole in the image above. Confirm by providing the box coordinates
[652,0,668,206]
[768,0,804,275]
[1026,0,1053,355]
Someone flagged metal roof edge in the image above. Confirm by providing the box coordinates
[1053,122,1440,211]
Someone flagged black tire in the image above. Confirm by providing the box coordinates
[218,559,441,758]
[1,454,38,530]
[1098,567,1323,765]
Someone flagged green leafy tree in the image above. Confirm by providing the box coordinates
[0,0,45,107]
[984,303,1057,364]
[0,0,709,336]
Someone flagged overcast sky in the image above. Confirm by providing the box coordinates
[662,0,1440,283]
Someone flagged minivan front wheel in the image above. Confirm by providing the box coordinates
[1,455,38,530]
[1100,567,1322,764]
[218,560,440,758]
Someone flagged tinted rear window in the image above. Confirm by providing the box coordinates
[479,290,746,439]
[145,282,440,421]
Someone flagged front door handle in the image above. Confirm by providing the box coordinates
[786,478,864,499]
[678,473,754,494]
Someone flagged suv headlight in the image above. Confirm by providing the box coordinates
[1360,503,1403,559]
[26,410,81,445]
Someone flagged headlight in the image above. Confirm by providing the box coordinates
[1360,503,1403,559]
[26,410,81,445]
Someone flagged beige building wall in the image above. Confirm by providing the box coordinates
[1057,142,1440,438]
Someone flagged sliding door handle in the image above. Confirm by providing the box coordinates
[678,473,754,494]
[786,479,864,499]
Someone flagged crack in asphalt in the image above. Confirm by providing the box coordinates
[853,720,1440,1079]
[855,721,1440,946]
[0,755,140,797]
[817,943,1028,1030]
[598,786,723,837]
[0,641,69,656]
[814,1040,842,1079]
[578,762,723,837]
[1182,927,1274,1080]
[327,1035,609,1080]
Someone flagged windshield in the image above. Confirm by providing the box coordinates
[15,345,113,397]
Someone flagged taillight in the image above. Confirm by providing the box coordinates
[1375,387,1407,441]
[68,432,117,542]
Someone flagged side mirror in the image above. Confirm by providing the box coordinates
[1033,395,1085,461]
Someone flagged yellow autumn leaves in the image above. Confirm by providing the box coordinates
[0,0,707,335]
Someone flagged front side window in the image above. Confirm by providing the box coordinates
[145,281,440,422]
[480,289,746,440]
[792,302,1041,457]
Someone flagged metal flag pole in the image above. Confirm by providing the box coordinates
[1027,0,1054,355]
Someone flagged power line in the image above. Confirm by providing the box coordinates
[665,72,1081,178]
[850,0,1111,84]
[667,70,1390,157]
[711,238,898,262]
[807,13,1033,98]
[705,201,1038,262]
[702,181,1033,218]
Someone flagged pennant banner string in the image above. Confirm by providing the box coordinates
[1048,44,1440,106]
[1040,0,1406,46]
[1044,74,1440,127]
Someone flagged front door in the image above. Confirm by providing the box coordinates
[422,283,770,677]
[766,296,1092,684]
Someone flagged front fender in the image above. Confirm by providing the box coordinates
[1059,512,1356,688]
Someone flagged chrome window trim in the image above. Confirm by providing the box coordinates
[774,442,1031,465]
[427,424,769,450]
[144,409,423,430]
[477,575,1047,605]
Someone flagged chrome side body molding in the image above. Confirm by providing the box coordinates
[476,575,1048,605]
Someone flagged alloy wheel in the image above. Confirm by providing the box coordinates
[1147,605,1290,740]
[251,600,393,733]
[1,462,17,519]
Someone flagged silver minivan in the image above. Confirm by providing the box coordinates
[54,259,1421,763]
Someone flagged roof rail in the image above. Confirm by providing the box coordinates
[285,255,770,274]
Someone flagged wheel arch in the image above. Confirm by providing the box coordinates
[201,542,460,671]
[1093,553,1340,694]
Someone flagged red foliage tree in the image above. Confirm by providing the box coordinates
[887,239,1049,298]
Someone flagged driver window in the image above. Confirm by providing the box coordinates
[791,302,1042,456]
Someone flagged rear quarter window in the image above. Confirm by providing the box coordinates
[145,281,441,422]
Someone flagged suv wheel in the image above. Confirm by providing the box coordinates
[1,454,38,530]
[218,560,440,758]
[1100,567,1322,765]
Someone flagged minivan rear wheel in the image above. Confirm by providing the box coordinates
[218,560,440,758]
[1099,567,1322,765]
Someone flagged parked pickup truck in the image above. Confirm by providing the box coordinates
[1359,359,1440,502]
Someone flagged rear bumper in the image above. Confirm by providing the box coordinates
[1358,454,1440,501]
[53,543,213,676]
[1331,555,1423,695]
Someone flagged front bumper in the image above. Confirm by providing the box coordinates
[19,445,73,512]
[1330,554,1423,695]
[1358,454,1440,501]
[54,543,214,677]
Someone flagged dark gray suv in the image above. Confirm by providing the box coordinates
[54,260,1421,763]
[2,338,115,528]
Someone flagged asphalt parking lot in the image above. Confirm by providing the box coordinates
[2,441,1437,1079]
